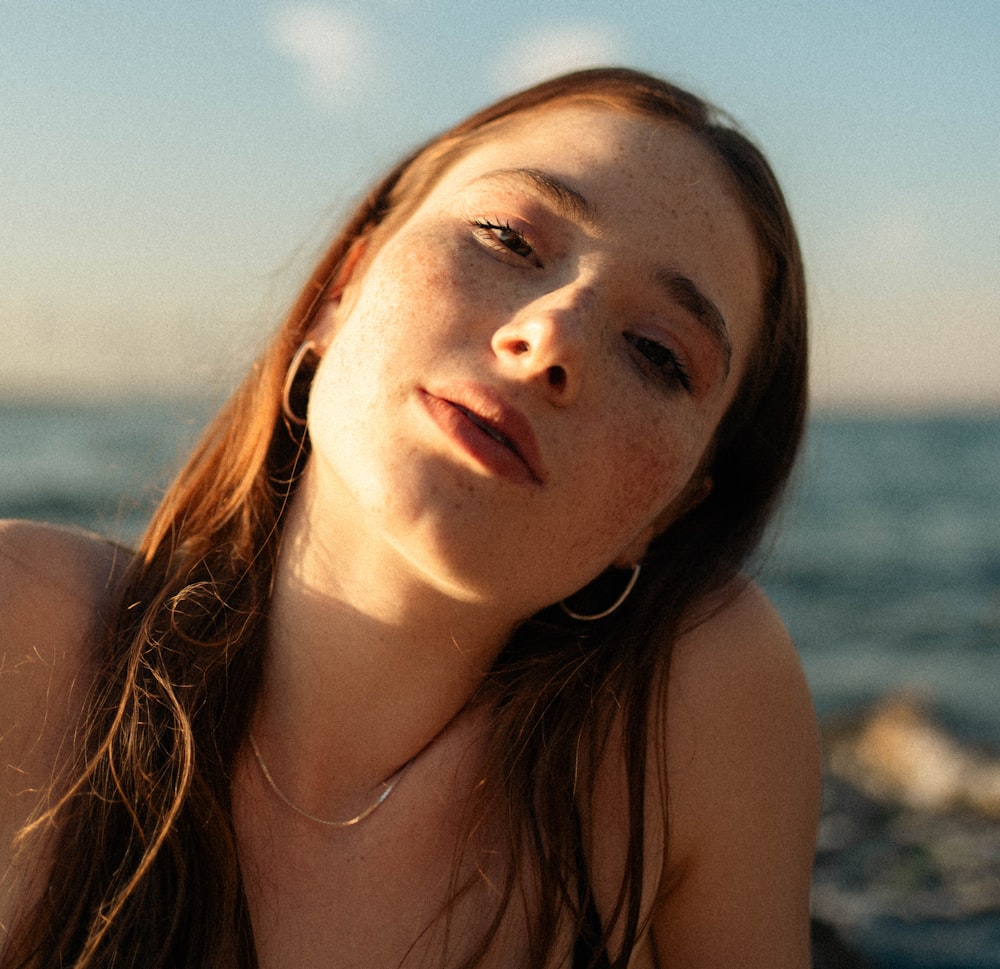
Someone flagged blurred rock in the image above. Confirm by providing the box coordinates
[827,693,1000,816]
[813,694,1000,967]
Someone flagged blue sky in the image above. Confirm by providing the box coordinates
[3,0,998,408]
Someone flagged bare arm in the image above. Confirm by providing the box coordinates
[650,581,821,968]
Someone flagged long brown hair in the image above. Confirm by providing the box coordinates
[4,68,807,968]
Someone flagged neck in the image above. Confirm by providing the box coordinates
[256,462,515,813]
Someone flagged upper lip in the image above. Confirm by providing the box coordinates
[427,382,547,484]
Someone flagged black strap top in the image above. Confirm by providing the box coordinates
[572,889,613,969]
[572,810,613,969]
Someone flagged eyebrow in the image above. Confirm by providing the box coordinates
[654,268,733,378]
[477,167,734,378]
[479,167,598,227]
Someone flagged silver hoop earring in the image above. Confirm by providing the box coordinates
[559,563,641,622]
[281,340,318,427]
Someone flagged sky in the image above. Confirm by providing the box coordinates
[3,0,998,410]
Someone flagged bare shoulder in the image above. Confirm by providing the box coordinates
[0,517,126,607]
[667,578,818,749]
[0,517,126,663]
[650,578,821,968]
[0,520,129,936]
[0,519,128,790]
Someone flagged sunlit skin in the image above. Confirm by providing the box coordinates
[293,104,762,634]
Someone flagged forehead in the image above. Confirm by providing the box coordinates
[427,102,751,235]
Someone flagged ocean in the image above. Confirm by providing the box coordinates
[2,398,999,966]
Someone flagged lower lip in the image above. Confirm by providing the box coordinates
[419,391,539,487]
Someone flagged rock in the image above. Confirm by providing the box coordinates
[812,694,1000,967]
[826,693,1000,816]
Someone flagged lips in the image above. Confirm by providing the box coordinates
[452,403,517,448]
[419,384,546,486]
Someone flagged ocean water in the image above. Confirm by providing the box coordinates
[0,398,213,544]
[762,415,1000,748]
[2,399,999,965]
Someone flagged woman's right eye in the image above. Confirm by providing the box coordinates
[469,219,541,266]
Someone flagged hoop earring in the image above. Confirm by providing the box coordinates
[559,563,641,622]
[281,340,318,427]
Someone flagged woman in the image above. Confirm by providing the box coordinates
[0,68,819,967]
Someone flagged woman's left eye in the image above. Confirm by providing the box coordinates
[625,333,693,393]
[470,219,540,265]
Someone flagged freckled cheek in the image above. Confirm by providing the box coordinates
[335,271,446,361]
[615,443,675,508]
[587,432,694,545]
[385,229,478,289]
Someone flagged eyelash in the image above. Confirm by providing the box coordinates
[469,218,540,265]
[624,333,693,393]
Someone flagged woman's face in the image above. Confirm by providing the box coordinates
[305,102,763,616]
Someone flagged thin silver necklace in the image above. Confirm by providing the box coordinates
[248,730,418,828]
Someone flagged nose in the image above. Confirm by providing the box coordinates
[491,284,596,403]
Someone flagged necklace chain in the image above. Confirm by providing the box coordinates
[248,731,417,828]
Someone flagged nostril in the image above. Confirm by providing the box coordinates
[546,365,567,391]
[512,339,531,355]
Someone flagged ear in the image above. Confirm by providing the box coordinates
[612,475,713,567]
[310,238,369,350]
[327,237,369,301]
[679,474,713,516]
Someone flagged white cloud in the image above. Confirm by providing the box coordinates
[269,4,375,107]
[491,23,626,93]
